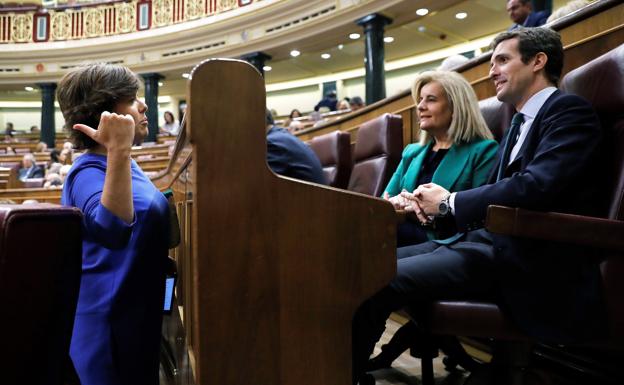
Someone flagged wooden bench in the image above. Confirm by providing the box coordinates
[151,59,396,385]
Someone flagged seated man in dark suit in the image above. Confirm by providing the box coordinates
[266,110,325,184]
[352,27,606,384]
[18,153,44,181]
[507,0,550,30]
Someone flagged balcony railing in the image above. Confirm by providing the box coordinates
[0,0,260,44]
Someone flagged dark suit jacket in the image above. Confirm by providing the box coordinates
[18,165,44,180]
[266,126,325,184]
[509,9,551,30]
[455,91,606,343]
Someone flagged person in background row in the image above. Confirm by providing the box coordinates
[18,153,44,181]
[284,108,303,128]
[159,110,180,135]
[350,96,365,111]
[546,0,590,23]
[266,109,325,184]
[35,141,48,152]
[507,0,550,30]
[337,99,351,111]
[5,122,15,137]
[437,54,470,71]
[58,63,169,385]
[30,125,40,133]
[314,90,338,112]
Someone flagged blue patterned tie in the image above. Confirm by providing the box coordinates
[496,113,524,181]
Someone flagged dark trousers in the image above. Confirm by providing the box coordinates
[352,229,499,384]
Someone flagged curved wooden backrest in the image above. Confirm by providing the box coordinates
[159,59,396,385]
[295,0,624,145]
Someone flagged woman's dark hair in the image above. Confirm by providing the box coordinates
[289,109,302,119]
[49,149,60,163]
[57,63,140,149]
[164,111,175,123]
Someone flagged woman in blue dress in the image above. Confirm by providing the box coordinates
[57,64,170,385]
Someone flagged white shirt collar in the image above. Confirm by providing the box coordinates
[519,87,557,119]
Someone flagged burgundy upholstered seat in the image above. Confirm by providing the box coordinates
[0,204,83,384]
[308,130,352,188]
[347,113,403,196]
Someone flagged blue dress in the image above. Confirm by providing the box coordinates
[62,153,169,385]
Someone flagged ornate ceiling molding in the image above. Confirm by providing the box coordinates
[1,0,403,84]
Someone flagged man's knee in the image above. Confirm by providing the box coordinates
[397,241,439,259]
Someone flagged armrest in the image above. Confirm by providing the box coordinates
[486,205,624,252]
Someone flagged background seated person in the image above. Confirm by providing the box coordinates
[159,110,180,135]
[383,71,498,247]
[18,153,44,181]
[507,0,550,30]
[337,99,351,111]
[349,96,365,111]
[314,90,338,112]
[283,108,302,128]
[266,109,325,184]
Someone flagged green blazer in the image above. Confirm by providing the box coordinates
[384,139,498,197]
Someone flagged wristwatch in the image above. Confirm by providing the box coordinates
[438,193,451,217]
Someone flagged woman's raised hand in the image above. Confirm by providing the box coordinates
[73,111,135,153]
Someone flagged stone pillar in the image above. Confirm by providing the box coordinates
[241,52,272,78]
[141,73,163,143]
[357,13,392,104]
[532,0,552,13]
[38,83,56,148]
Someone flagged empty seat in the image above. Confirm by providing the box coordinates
[347,113,403,196]
[478,96,515,142]
[308,130,352,188]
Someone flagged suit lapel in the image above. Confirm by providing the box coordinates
[401,143,431,193]
[432,144,470,190]
[492,90,561,180]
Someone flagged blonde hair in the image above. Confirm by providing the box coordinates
[411,70,492,145]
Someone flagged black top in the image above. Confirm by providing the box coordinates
[416,148,449,187]
[415,147,456,239]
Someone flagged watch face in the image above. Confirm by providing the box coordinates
[438,202,449,216]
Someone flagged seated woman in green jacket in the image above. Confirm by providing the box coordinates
[383,70,498,246]
[369,71,498,372]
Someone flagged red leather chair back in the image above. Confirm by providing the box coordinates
[478,96,515,143]
[347,113,403,196]
[309,130,352,188]
[561,43,624,342]
[0,204,82,384]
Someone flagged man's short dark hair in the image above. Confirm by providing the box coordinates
[57,63,140,150]
[491,27,563,86]
[350,96,364,106]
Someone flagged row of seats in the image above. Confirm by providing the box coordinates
[308,113,404,197]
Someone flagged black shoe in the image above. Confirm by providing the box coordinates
[366,321,438,371]
[357,373,375,385]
